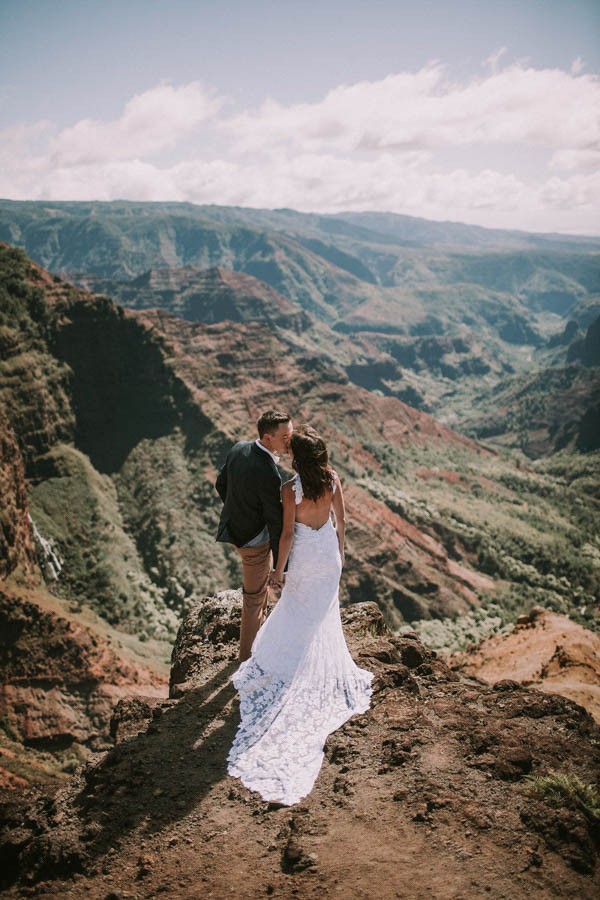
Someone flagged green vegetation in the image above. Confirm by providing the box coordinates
[355,440,599,644]
[114,428,238,615]
[0,245,50,346]
[29,443,178,639]
[0,727,80,787]
[0,244,76,471]
[399,600,511,654]
[521,772,600,824]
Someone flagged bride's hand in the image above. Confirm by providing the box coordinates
[269,570,285,588]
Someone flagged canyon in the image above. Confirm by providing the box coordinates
[0,202,599,894]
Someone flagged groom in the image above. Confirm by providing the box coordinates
[215,410,293,661]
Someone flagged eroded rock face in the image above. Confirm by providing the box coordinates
[136,306,497,628]
[0,590,167,754]
[0,413,37,581]
[83,266,313,335]
[1,590,599,896]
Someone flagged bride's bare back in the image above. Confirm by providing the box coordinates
[293,483,334,529]
[282,472,343,529]
[274,470,346,582]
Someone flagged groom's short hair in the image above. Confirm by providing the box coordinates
[257,410,290,437]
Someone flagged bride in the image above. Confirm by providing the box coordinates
[227,425,373,806]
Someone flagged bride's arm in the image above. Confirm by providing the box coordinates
[273,483,296,584]
[331,474,346,567]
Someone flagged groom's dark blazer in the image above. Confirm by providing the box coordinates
[215,441,283,566]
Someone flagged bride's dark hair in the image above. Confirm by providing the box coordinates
[290,425,335,501]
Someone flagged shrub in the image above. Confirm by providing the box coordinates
[521,772,600,824]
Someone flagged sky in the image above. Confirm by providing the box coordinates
[1,0,599,234]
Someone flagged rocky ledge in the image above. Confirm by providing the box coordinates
[1,593,599,898]
[450,607,600,724]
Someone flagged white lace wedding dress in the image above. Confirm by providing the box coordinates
[227,473,373,805]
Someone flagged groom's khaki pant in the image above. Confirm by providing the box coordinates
[237,540,272,662]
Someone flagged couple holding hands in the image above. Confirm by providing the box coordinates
[215,410,372,807]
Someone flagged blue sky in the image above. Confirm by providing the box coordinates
[1,0,599,233]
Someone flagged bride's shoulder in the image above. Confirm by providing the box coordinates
[282,476,301,505]
[282,476,298,495]
[329,469,343,495]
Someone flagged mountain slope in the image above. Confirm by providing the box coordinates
[3,200,598,439]
[0,584,168,790]
[460,314,600,457]
[2,244,599,794]
[80,265,311,331]
[2,200,597,327]
[0,245,234,634]
[2,243,599,634]
[175,204,600,252]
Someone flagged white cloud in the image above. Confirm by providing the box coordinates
[221,66,448,154]
[49,82,223,166]
[1,62,599,234]
[486,47,508,73]
[0,121,54,162]
[550,148,600,173]
[222,62,600,156]
[10,153,597,236]
[540,170,600,210]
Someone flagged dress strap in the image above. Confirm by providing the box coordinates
[292,473,303,504]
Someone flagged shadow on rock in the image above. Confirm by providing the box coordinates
[12,660,239,884]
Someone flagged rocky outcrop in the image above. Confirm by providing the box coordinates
[169,589,242,695]
[1,593,598,896]
[0,588,167,759]
[450,607,600,723]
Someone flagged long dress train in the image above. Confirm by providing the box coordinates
[227,474,373,806]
